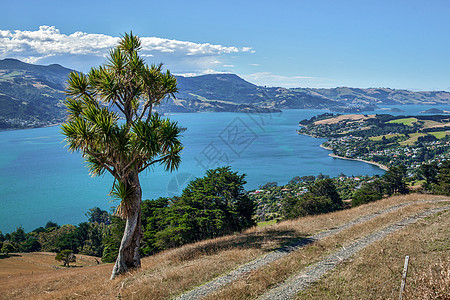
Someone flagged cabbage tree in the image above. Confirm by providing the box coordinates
[61,33,183,279]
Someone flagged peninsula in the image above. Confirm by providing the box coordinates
[298,113,450,177]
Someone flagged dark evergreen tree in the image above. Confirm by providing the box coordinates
[383,165,409,195]
[419,162,439,190]
[9,227,26,245]
[102,216,126,263]
[282,178,342,219]
[151,167,255,250]
[352,180,384,206]
[308,178,343,210]
[433,160,450,196]
[140,197,170,255]
[86,207,110,224]
[45,221,59,230]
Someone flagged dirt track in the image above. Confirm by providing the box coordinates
[176,199,449,300]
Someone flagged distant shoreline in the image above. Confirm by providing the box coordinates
[319,144,389,171]
[319,144,333,151]
[0,123,61,132]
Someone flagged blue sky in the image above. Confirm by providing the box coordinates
[1,0,449,90]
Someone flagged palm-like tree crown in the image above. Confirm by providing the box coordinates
[61,32,183,217]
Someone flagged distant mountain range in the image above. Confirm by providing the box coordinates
[1,58,450,129]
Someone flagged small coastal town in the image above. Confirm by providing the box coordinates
[297,113,450,177]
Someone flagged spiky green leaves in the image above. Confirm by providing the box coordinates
[132,114,183,172]
[61,32,183,187]
[119,32,142,54]
[140,65,179,108]
[66,72,89,97]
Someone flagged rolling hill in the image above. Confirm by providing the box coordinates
[1,59,450,129]
[0,194,448,299]
[0,59,74,129]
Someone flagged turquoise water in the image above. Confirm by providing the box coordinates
[1,105,449,232]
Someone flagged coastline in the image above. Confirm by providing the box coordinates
[0,123,61,132]
[319,144,333,151]
[320,143,389,171]
[329,153,389,171]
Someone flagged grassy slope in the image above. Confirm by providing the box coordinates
[0,252,101,277]
[399,132,427,145]
[369,133,404,141]
[429,130,450,139]
[297,204,449,299]
[0,194,448,300]
[387,117,418,126]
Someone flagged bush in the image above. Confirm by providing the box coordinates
[282,179,342,219]
[432,160,450,196]
[1,242,16,254]
[55,249,76,267]
[283,195,334,219]
[352,186,383,206]
[140,167,256,253]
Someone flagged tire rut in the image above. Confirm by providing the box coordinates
[175,199,448,300]
[258,205,450,300]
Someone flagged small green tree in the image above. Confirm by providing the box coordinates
[433,160,450,196]
[61,33,182,279]
[86,207,110,224]
[383,165,409,195]
[148,167,255,250]
[282,178,342,219]
[55,249,76,267]
[419,162,439,191]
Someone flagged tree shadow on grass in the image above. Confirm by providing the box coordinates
[170,229,315,263]
[0,253,21,259]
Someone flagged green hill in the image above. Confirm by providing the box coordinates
[0,59,74,129]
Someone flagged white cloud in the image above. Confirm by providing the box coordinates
[241,72,336,88]
[175,69,229,77]
[0,26,254,73]
[223,64,235,67]
[241,47,255,53]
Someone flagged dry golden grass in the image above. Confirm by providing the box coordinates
[408,259,449,299]
[296,208,449,299]
[313,114,375,125]
[0,252,102,277]
[204,198,449,299]
[0,193,447,300]
[422,119,450,129]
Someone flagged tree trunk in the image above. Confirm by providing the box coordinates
[110,172,142,279]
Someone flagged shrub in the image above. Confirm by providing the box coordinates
[55,249,76,267]
[352,187,383,206]
[282,179,342,219]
